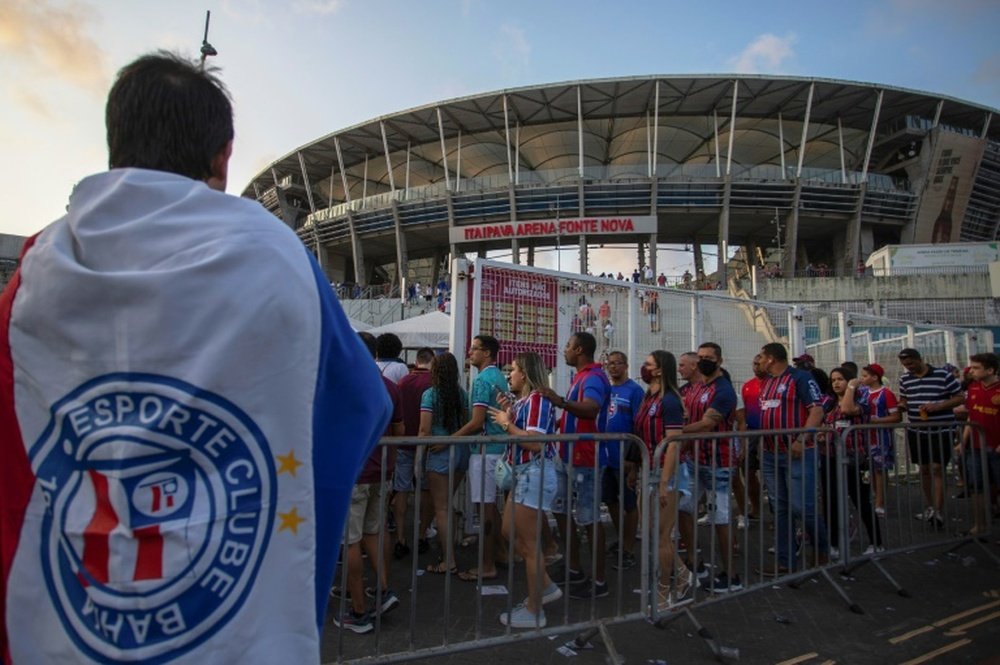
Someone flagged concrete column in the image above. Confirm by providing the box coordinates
[511,238,520,265]
[579,235,588,274]
[637,242,646,271]
[718,176,732,284]
[445,190,458,269]
[782,181,802,276]
[527,244,535,266]
[693,242,705,278]
[431,250,443,293]
[648,233,658,279]
[346,210,366,286]
[845,181,868,276]
[391,202,408,287]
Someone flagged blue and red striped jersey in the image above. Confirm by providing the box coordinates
[759,367,823,453]
[634,390,684,464]
[507,391,558,464]
[559,363,611,467]
[687,376,738,467]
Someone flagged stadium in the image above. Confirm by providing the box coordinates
[242,75,1000,287]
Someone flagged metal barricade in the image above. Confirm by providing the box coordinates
[645,422,1000,635]
[836,421,998,572]
[324,432,651,664]
[326,424,998,663]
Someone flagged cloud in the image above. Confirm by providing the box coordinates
[0,0,108,95]
[292,0,345,14]
[9,88,55,120]
[727,33,797,74]
[493,23,531,78]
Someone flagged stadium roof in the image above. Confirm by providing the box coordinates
[243,74,998,200]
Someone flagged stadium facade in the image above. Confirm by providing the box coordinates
[242,75,1000,286]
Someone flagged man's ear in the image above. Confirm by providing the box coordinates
[206,139,234,192]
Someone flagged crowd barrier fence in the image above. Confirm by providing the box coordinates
[325,425,998,664]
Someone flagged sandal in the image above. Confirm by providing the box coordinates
[425,561,457,575]
[393,542,411,560]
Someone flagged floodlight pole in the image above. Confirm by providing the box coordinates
[200,11,218,68]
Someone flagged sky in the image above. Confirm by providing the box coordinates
[1,0,998,275]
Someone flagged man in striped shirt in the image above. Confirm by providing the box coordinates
[897,348,964,528]
[755,343,828,575]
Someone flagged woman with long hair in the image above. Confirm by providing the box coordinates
[489,352,560,629]
[419,352,469,574]
[823,365,882,556]
[634,350,692,611]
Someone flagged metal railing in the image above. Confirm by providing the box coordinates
[324,425,998,663]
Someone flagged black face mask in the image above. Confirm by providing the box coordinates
[697,358,718,376]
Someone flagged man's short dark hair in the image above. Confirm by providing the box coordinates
[358,331,377,359]
[698,342,722,359]
[572,332,598,359]
[608,350,627,365]
[761,342,787,363]
[970,352,999,373]
[106,51,234,181]
[474,335,500,361]
[376,333,403,359]
[415,347,435,365]
[898,348,921,360]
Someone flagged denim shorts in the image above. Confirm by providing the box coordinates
[678,461,732,524]
[426,445,471,475]
[513,458,558,511]
[393,449,420,492]
[650,459,691,497]
[552,464,601,525]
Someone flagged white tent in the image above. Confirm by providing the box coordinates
[367,310,450,349]
[347,317,373,331]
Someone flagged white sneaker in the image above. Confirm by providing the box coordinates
[736,515,747,530]
[697,514,711,526]
[863,545,884,555]
[524,583,562,606]
[829,546,840,560]
[499,603,546,629]
[914,507,934,521]
[875,506,886,518]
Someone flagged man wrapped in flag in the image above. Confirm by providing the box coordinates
[0,51,391,663]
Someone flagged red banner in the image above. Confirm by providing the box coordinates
[475,266,559,368]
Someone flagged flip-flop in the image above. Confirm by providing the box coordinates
[425,562,458,575]
[457,568,498,582]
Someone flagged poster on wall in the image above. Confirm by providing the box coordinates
[475,265,559,368]
[912,129,986,244]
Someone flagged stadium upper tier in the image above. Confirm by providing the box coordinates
[242,75,1000,284]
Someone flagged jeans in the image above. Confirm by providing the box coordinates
[762,448,829,568]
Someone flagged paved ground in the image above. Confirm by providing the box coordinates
[321,488,1000,665]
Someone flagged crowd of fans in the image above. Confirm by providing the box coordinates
[335,332,1000,633]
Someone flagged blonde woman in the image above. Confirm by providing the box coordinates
[489,352,560,629]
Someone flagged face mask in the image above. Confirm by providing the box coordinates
[640,366,656,384]
[697,359,718,376]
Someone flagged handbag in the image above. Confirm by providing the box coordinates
[494,457,514,491]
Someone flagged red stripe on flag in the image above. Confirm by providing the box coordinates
[0,234,39,664]
[82,470,119,585]
[132,525,163,581]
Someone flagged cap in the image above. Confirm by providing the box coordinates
[792,353,815,367]
[898,348,921,360]
[863,363,885,380]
